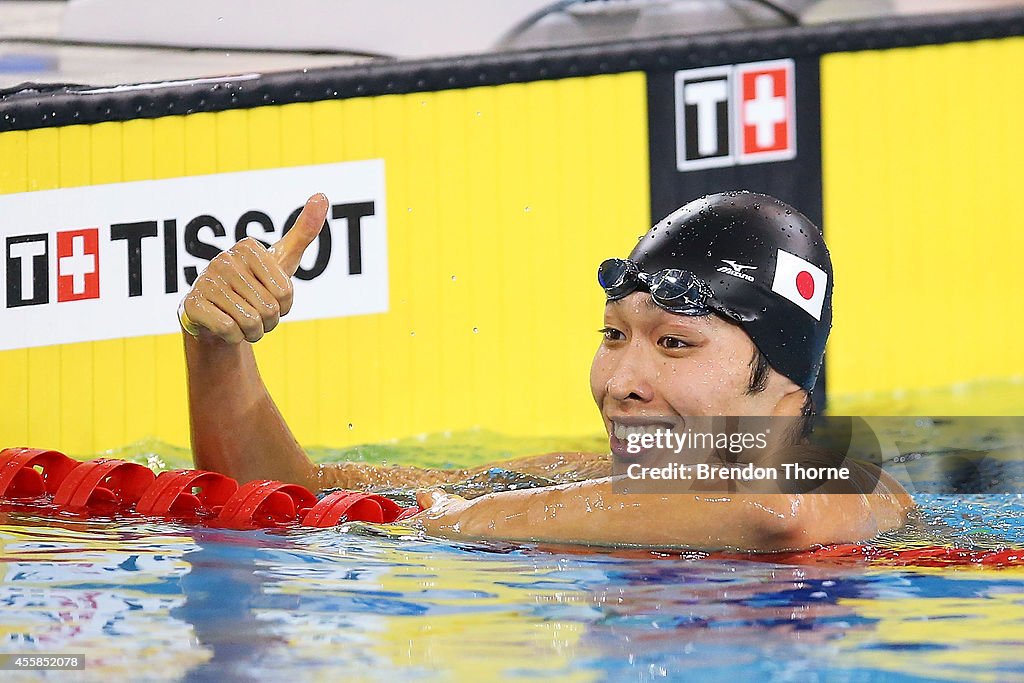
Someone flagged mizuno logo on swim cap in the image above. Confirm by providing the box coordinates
[771,249,828,321]
[717,259,757,282]
[628,192,832,390]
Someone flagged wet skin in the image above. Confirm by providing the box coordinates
[590,292,806,460]
[183,194,914,550]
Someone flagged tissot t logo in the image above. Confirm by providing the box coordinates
[674,66,733,170]
[0,160,388,351]
[674,59,796,171]
[6,233,49,307]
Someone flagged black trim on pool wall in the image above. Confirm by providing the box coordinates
[1,8,1022,132]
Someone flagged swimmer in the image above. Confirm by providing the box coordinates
[179,191,913,551]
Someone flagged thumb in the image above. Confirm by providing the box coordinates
[270,193,329,276]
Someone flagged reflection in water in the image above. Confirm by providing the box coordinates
[0,516,207,677]
[173,530,294,682]
[575,561,879,678]
[4,384,1024,678]
[1,500,1023,680]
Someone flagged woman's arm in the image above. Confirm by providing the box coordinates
[413,478,905,551]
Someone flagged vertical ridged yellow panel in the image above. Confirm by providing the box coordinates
[4,72,649,453]
[433,89,472,432]
[404,91,445,433]
[56,126,94,454]
[0,130,27,192]
[92,335,126,451]
[214,109,249,174]
[822,38,1024,396]
[153,116,188,447]
[522,79,563,433]
[308,74,648,440]
[312,98,368,446]
[90,123,126,452]
[463,86,500,435]
[494,84,529,431]
[276,103,319,444]
[120,119,158,444]
[0,131,29,446]
[552,77,594,433]
[309,98,354,446]
[24,128,61,448]
[372,93,415,443]
[183,113,217,175]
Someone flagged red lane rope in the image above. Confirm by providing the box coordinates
[3,447,1022,566]
[0,447,420,529]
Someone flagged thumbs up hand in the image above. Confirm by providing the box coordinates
[179,193,329,344]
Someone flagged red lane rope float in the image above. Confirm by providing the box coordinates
[216,480,319,529]
[303,491,420,527]
[0,447,420,529]
[50,458,155,511]
[0,448,80,498]
[136,469,238,520]
[53,459,156,513]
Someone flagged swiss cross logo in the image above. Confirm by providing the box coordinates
[674,59,796,171]
[0,160,389,351]
[736,61,795,162]
[56,228,100,301]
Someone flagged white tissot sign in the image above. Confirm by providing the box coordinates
[0,160,388,351]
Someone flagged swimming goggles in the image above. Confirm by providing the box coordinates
[597,258,714,315]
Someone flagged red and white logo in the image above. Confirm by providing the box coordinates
[0,161,388,351]
[56,228,100,302]
[735,60,796,163]
[771,249,826,320]
[674,59,796,172]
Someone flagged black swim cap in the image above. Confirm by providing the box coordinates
[627,191,832,391]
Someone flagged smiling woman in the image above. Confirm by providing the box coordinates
[178,189,913,551]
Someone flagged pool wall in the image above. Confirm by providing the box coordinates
[1,9,1021,455]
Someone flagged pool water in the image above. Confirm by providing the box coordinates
[2,494,1024,682]
[3,382,1024,682]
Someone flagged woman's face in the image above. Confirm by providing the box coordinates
[590,291,803,458]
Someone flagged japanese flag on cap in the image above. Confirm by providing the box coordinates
[771,249,827,321]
